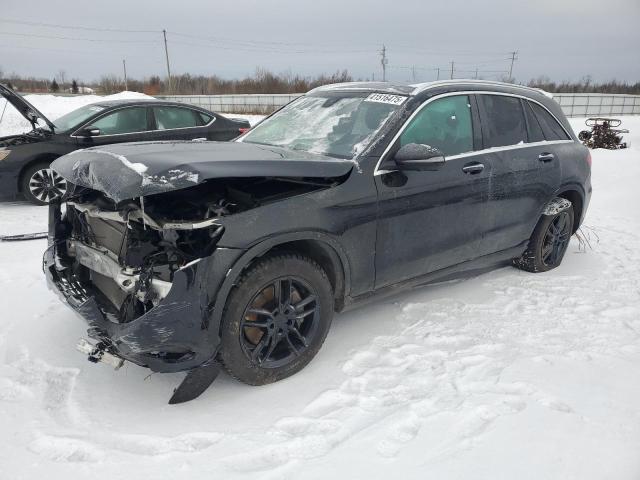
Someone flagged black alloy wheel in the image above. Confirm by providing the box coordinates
[541,211,572,267]
[514,198,575,273]
[240,276,320,368]
[219,253,334,385]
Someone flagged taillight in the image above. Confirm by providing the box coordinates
[238,128,250,134]
[586,150,592,167]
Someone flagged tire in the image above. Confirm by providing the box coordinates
[219,253,334,385]
[513,198,574,273]
[20,161,67,205]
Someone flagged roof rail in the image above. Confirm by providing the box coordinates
[410,79,544,96]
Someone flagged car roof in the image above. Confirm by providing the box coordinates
[310,80,550,98]
[90,99,209,110]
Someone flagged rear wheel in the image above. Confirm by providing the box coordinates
[20,161,66,205]
[514,198,574,273]
[219,253,334,385]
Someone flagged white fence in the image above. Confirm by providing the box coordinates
[157,92,640,117]
[545,93,640,117]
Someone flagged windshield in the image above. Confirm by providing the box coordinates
[53,104,107,132]
[241,93,405,159]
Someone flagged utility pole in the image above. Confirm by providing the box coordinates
[508,50,518,81]
[450,61,454,79]
[380,44,388,82]
[163,29,172,93]
[436,67,440,80]
[122,59,128,91]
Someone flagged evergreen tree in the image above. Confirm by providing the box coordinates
[71,79,79,94]
[50,78,59,93]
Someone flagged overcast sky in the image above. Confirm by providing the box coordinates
[1,0,639,84]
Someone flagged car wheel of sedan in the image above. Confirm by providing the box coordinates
[514,198,574,273]
[219,253,334,385]
[21,162,67,205]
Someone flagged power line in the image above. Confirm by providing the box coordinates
[168,38,370,55]
[0,31,160,44]
[0,18,159,33]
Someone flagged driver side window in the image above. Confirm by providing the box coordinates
[91,107,148,135]
[400,95,474,156]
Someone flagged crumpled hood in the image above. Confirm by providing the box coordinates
[0,83,55,131]
[52,141,354,202]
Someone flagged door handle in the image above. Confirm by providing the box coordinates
[462,162,484,174]
[538,152,555,162]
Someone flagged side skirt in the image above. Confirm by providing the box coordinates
[343,242,527,311]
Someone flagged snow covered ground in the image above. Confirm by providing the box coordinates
[0,93,639,478]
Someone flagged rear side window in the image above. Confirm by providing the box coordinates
[529,102,570,141]
[524,101,545,142]
[400,95,474,156]
[154,107,204,129]
[478,95,527,147]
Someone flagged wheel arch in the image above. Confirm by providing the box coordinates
[211,231,351,336]
[555,185,585,233]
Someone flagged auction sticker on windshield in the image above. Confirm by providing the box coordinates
[364,93,407,105]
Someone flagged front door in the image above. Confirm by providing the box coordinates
[374,94,491,288]
[76,106,154,147]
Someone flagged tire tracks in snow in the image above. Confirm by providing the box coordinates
[219,217,640,475]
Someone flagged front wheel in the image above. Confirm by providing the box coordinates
[20,161,67,205]
[219,253,334,385]
[514,198,574,273]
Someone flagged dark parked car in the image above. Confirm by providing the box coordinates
[0,84,250,204]
[43,80,591,403]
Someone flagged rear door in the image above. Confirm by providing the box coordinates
[374,94,492,288]
[150,106,212,141]
[474,93,565,254]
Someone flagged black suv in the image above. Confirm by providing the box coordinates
[0,84,250,204]
[43,80,591,403]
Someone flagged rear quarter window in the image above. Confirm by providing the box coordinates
[529,102,570,141]
[523,101,545,142]
[198,112,214,124]
[478,94,528,148]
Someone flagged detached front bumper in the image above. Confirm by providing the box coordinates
[44,202,243,373]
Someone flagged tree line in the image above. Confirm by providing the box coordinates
[0,68,353,95]
[1,67,639,95]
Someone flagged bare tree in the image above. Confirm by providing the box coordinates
[57,70,67,88]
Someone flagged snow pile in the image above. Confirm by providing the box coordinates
[0,92,263,138]
[0,91,152,137]
[0,117,638,479]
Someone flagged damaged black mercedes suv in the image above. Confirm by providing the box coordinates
[44,80,591,403]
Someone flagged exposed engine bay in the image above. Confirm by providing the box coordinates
[60,176,337,324]
[0,129,50,147]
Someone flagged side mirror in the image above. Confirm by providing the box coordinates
[78,127,101,137]
[394,143,445,170]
